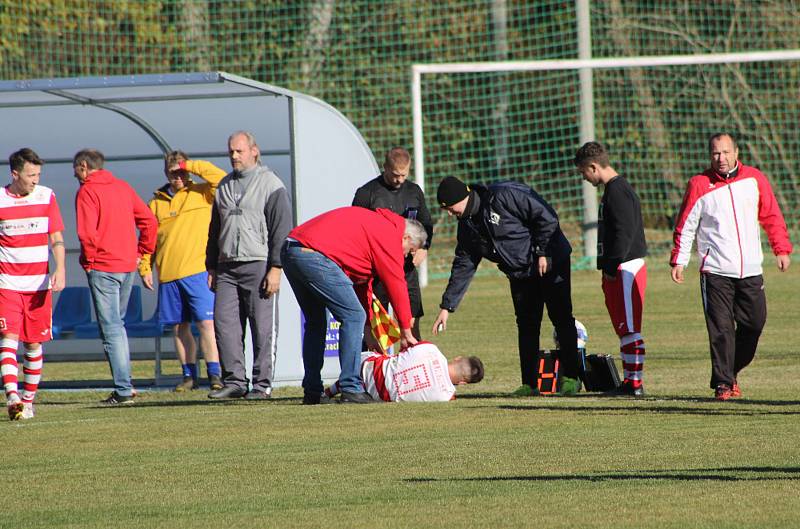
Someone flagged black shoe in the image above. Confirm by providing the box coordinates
[302,392,332,405]
[208,386,246,399]
[339,391,373,404]
[102,392,135,405]
[208,375,224,391]
[605,382,645,398]
[245,389,272,400]
[174,376,199,392]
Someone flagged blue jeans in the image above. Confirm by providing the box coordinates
[87,270,135,396]
[281,243,366,395]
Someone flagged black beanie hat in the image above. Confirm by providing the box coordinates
[437,176,470,207]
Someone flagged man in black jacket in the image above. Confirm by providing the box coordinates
[431,176,581,396]
[575,141,648,397]
[353,147,433,339]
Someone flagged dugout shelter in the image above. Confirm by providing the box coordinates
[0,72,379,387]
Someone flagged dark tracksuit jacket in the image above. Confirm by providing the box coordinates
[440,181,571,311]
[597,175,647,277]
[352,175,433,317]
[439,181,578,382]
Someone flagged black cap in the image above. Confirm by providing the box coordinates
[437,176,470,207]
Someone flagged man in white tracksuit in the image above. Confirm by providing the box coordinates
[670,133,792,401]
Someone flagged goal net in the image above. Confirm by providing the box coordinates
[413,51,800,281]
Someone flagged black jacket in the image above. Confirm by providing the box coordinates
[352,175,433,249]
[440,181,571,311]
[597,175,647,277]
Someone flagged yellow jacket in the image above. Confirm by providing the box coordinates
[138,160,226,282]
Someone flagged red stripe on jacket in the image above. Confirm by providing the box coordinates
[369,354,391,402]
[670,164,792,278]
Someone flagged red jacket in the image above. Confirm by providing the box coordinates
[289,207,412,328]
[671,163,792,278]
[76,169,157,273]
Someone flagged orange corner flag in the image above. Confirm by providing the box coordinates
[369,296,400,355]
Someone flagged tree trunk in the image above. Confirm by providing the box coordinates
[608,0,684,211]
[181,0,212,72]
[299,0,336,94]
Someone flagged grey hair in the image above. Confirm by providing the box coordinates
[228,130,261,163]
[404,218,428,248]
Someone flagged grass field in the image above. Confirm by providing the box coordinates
[4,264,799,529]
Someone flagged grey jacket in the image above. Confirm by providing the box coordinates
[206,164,293,268]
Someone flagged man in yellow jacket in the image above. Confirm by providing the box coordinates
[139,151,225,391]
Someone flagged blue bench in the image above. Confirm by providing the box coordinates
[73,285,145,339]
[53,285,201,386]
[51,287,92,339]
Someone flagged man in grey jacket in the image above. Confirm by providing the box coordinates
[206,131,293,399]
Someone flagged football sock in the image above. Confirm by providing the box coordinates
[325,381,340,397]
[182,363,196,379]
[0,337,19,399]
[206,362,221,378]
[620,332,644,388]
[21,345,43,403]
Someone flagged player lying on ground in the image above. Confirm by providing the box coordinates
[325,342,484,402]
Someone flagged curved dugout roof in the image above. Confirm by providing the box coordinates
[0,71,379,251]
[0,73,380,384]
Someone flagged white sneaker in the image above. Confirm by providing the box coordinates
[21,402,35,420]
[7,395,23,421]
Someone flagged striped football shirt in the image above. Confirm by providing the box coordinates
[0,185,64,292]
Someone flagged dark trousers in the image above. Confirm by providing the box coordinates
[214,261,278,392]
[373,266,423,316]
[509,258,579,385]
[700,273,766,388]
[370,262,423,341]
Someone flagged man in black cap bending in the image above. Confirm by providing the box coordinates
[431,176,581,396]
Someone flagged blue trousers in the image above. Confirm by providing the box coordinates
[86,270,135,396]
[281,242,366,395]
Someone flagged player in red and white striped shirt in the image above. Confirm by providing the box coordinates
[0,148,65,420]
[326,342,484,402]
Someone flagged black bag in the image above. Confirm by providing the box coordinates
[583,353,621,392]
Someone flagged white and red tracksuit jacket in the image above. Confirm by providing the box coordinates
[670,163,792,279]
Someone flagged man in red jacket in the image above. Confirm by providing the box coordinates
[74,149,157,405]
[281,207,425,404]
[670,133,792,400]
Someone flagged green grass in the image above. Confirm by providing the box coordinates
[5,265,800,529]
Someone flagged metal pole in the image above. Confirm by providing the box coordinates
[411,67,428,287]
[577,0,597,267]
[491,0,509,177]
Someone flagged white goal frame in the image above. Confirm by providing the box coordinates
[411,49,800,287]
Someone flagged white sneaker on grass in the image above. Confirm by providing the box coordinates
[7,394,23,421]
[21,402,35,420]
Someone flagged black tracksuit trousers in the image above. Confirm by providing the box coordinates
[700,272,767,389]
[509,257,579,386]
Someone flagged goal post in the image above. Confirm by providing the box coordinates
[412,49,800,287]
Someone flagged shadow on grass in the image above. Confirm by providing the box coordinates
[652,396,800,407]
[497,404,800,416]
[405,466,800,483]
[40,392,800,412]
[459,392,800,407]
[83,396,303,409]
